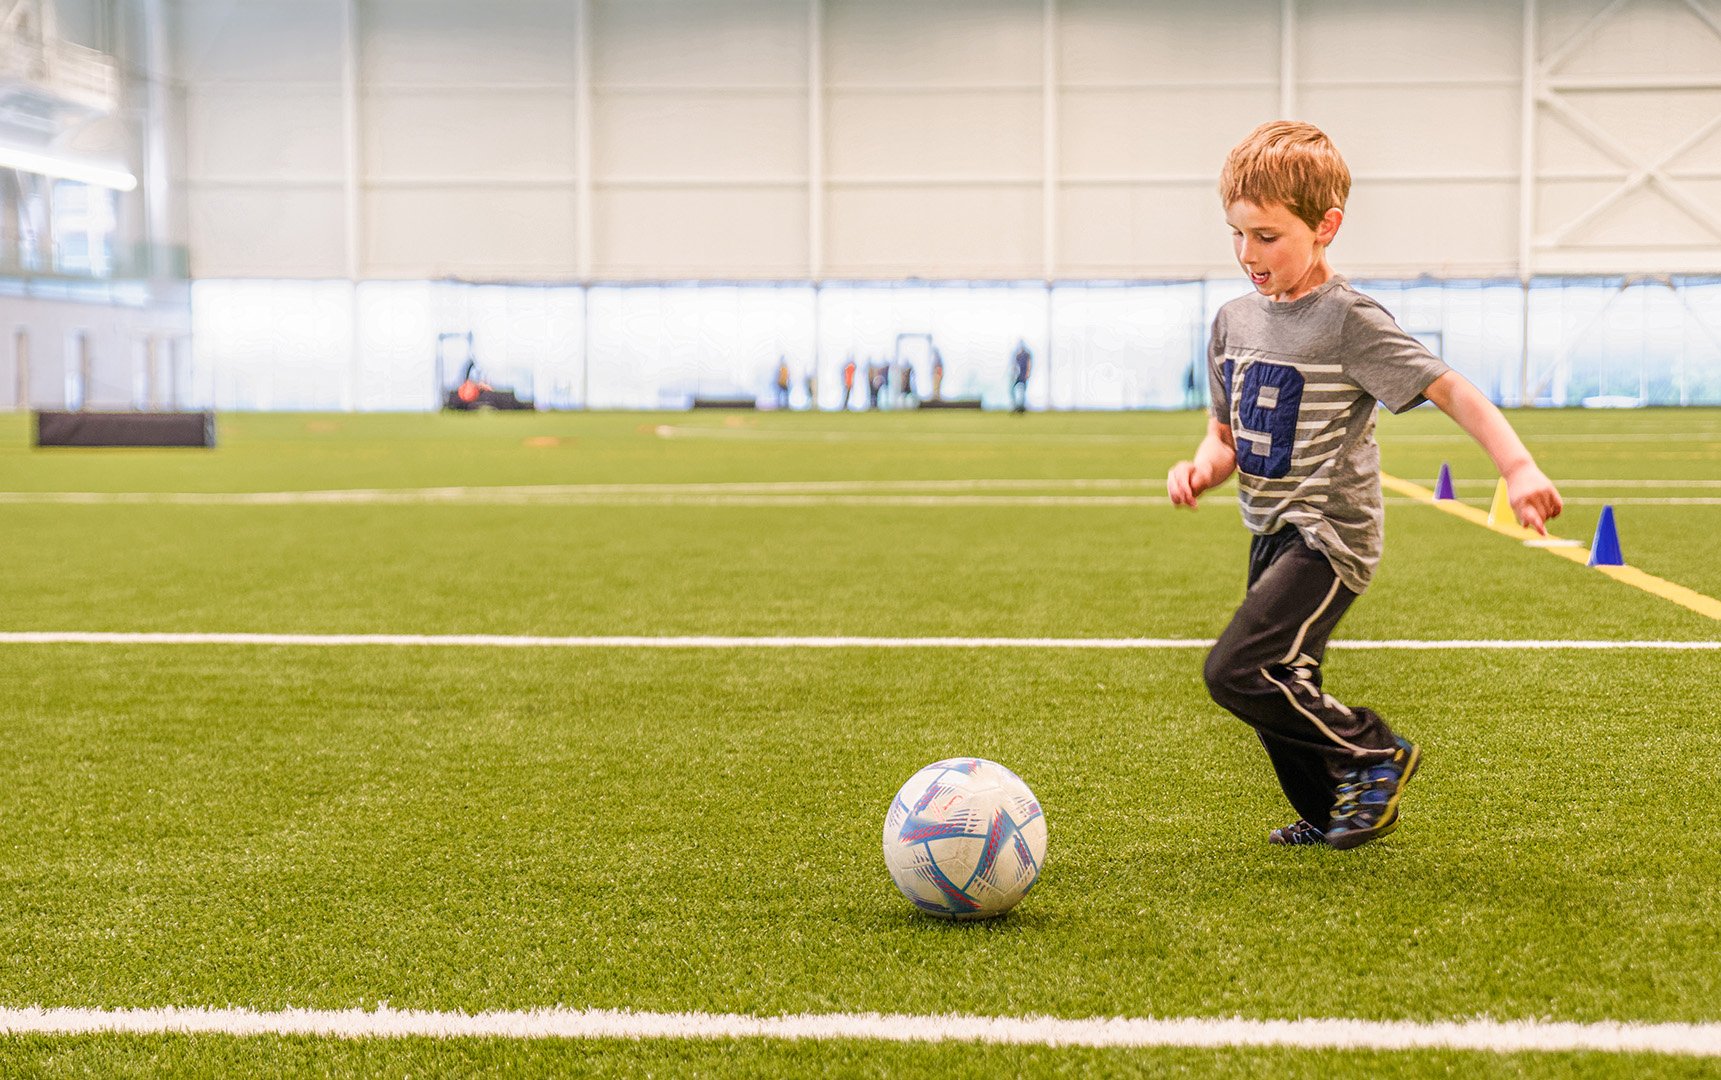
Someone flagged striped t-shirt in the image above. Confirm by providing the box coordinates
[1207,276,1450,594]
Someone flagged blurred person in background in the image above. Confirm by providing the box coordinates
[1011,340,1032,413]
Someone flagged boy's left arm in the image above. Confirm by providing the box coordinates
[1422,371,1563,535]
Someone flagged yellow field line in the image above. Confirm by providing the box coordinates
[1380,473,1721,622]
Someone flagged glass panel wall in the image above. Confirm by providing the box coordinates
[188,277,1721,412]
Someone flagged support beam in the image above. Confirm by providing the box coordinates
[341,0,362,412]
[341,0,361,281]
[139,0,172,277]
[1538,0,1631,75]
[1518,0,1536,406]
[14,330,29,412]
[1042,0,1057,283]
[1541,109,1721,247]
[1539,91,1721,240]
[807,0,822,282]
[575,0,593,282]
[1279,0,1296,119]
[1518,0,1536,280]
[1681,0,1721,41]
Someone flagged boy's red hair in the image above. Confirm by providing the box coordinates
[1220,121,1351,232]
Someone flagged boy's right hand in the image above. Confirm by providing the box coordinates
[1167,460,1207,508]
[1506,463,1563,536]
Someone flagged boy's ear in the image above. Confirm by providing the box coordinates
[1317,207,1344,246]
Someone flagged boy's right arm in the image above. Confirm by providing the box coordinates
[1167,416,1237,508]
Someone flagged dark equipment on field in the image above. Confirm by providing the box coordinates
[34,410,215,447]
[438,332,533,411]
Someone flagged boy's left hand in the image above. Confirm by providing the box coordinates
[1506,464,1563,536]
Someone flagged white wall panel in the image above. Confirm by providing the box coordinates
[826,92,1041,178]
[1338,182,1518,274]
[1060,185,1232,275]
[1301,87,1521,175]
[1529,0,1721,273]
[825,187,1040,276]
[366,91,578,180]
[1540,89,1721,167]
[1549,0,1721,76]
[1298,0,1520,81]
[1060,0,1279,82]
[186,88,345,180]
[189,189,347,277]
[594,93,807,179]
[824,0,1041,85]
[1060,89,1277,177]
[823,0,1044,276]
[592,0,809,85]
[1538,180,1709,246]
[361,0,578,85]
[595,189,807,278]
[365,190,576,278]
[174,0,346,82]
[587,0,811,277]
[173,0,1720,282]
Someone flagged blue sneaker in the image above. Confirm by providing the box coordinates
[1325,737,1422,851]
[1267,819,1328,846]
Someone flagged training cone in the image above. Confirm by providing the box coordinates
[1486,478,1512,527]
[1588,505,1625,567]
[1433,463,1456,501]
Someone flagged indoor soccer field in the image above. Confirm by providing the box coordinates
[2,407,1718,1078]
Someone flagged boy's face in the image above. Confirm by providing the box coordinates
[1226,199,1342,302]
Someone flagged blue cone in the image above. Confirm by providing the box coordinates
[1588,505,1625,567]
[1433,463,1456,501]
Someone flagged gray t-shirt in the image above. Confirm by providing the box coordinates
[1207,276,1450,593]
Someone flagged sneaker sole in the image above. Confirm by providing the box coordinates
[1326,741,1421,851]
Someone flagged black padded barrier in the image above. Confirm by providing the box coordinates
[33,411,216,448]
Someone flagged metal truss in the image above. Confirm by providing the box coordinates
[1529,0,1721,266]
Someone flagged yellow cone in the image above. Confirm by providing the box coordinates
[1486,477,1512,527]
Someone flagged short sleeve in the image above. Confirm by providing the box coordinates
[1342,298,1451,414]
[1206,314,1231,424]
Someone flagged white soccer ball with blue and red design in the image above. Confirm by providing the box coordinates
[882,757,1046,920]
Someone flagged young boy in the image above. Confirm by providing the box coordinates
[1168,121,1564,850]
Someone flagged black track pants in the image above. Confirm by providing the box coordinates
[1203,528,1403,831]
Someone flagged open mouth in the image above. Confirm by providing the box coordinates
[1249,271,1270,286]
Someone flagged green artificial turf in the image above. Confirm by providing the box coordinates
[1,408,1718,1078]
[4,1035,1720,1080]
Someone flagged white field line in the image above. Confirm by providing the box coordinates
[0,493,1175,508]
[652,425,1721,446]
[1444,479,1721,489]
[1399,497,1721,506]
[6,476,1716,508]
[0,479,1182,508]
[1382,432,1721,443]
[6,493,1718,508]
[1,1006,1719,1057]
[649,425,1189,444]
[0,633,1716,650]
[0,495,1170,505]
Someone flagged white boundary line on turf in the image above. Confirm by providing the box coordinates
[0,632,1716,650]
[1446,479,1721,489]
[1,1006,1718,1057]
[5,477,1719,507]
[0,479,1189,507]
[1403,497,1721,506]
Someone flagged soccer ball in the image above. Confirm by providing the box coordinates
[882,758,1047,920]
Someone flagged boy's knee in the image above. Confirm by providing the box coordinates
[1203,644,1249,709]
